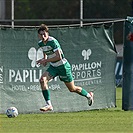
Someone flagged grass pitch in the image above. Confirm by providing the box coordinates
[0,88,133,133]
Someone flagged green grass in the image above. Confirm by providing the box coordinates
[0,88,133,133]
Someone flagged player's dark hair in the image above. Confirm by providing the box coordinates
[38,24,49,34]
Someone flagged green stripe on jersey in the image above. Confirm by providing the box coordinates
[38,36,63,55]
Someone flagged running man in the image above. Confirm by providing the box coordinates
[37,24,94,112]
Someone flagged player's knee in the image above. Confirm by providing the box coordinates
[39,77,47,84]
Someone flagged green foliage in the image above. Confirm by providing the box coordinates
[14,0,80,19]
[6,0,132,20]
[84,0,132,18]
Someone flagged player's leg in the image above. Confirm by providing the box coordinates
[39,71,53,112]
[59,62,94,106]
[64,81,94,106]
[40,65,58,111]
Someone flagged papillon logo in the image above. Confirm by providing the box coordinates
[82,49,92,60]
[28,47,44,68]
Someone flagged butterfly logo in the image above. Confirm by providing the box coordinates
[82,49,92,60]
[28,47,44,68]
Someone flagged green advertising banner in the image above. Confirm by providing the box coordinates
[0,25,117,113]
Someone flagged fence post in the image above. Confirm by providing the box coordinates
[122,16,133,111]
[11,0,14,28]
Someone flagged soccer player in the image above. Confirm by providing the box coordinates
[37,24,94,112]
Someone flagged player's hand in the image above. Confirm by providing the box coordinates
[36,59,47,66]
